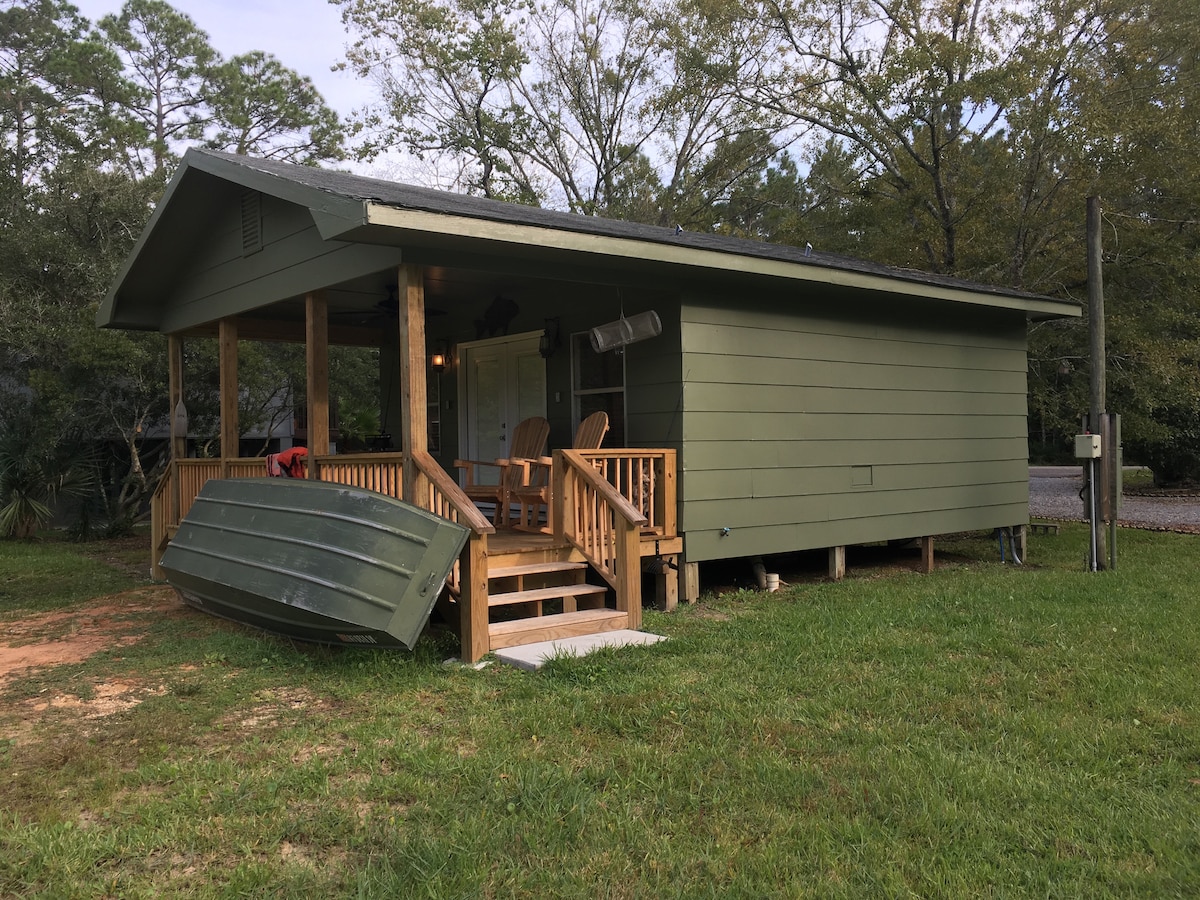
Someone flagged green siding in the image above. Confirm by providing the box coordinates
[620,297,684,449]
[685,504,1029,561]
[683,384,1027,416]
[683,412,1028,443]
[160,193,404,333]
[680,360,1027,397]
[684,459,1029,500]
[683,321,1025,371]
[683,437,1028,469]
[679,293,1030,561]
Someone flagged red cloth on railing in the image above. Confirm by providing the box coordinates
[268,446,308,478]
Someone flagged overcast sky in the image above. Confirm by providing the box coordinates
[70,0,370,121]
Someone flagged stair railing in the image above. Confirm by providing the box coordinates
[554,449,648,629]
[411,449,496,662]
[150,463,175,580]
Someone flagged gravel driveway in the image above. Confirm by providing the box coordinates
[1029,466,1200,532]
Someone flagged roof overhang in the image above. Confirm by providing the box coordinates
[99,149,1081,333]
[359,203,1080,322]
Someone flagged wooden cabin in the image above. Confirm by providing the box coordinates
[99,150,1079,661]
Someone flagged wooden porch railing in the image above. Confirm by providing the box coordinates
[313,452,404,495]
[554,449,648,630]
[578,449,677,538]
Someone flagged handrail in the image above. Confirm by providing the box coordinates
[412,449,496,535]
[412,448,493,662]
[556,449,645,630]
[150,463,175,580]
[561,450,648,528]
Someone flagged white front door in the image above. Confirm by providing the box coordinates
[459,332,546,483]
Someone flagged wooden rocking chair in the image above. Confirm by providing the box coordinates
[511,411,610,533]
[454,416,550,525]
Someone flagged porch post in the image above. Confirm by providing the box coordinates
[397,264,428,503]
[168,333,185,519]
[460,533,490,662]
[168,335,185,463]
[305,291,330,476]
[219,318,238,476]
[154,333,186,580]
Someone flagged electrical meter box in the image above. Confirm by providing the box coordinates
[1074,433,1102,459]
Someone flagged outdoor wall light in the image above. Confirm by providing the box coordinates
[539,317,562,359]
[430,340,449,373]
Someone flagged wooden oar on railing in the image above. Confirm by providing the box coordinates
[554,449,647,629]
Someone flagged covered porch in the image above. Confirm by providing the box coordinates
[148,262,680,662]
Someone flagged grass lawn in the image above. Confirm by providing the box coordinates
[1,526,1198,897]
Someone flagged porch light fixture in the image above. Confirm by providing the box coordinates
[539,317,561,359]
[430,340,449,373]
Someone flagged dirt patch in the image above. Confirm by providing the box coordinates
[0,586,184,682]
[0,588,199,742]
[216,685,330,737]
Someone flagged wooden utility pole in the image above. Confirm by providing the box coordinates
[1087,196,1108,569]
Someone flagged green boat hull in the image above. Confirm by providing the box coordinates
[161,478,469,649]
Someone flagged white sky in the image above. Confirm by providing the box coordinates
[70,0,370,123]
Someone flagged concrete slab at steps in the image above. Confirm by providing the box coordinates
[495,629,667,671]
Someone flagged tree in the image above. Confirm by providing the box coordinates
[0,396,92,538]
[737,0,1037,274]
[204,51,345,164]
[336,0,536,200]
[98,0,216,177]
[0,0,133,197]
[336,0,781,217]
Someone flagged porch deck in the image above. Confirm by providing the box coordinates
[151,448,679,661]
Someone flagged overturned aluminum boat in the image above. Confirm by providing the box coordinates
[160,478,469,649]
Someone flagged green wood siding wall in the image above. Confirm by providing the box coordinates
[624,297,683,450]
[159,189,403,333]
[679,294,1030,561]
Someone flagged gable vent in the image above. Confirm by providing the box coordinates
[240,190,263,256]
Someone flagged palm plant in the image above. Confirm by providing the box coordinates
[0,407,93,540]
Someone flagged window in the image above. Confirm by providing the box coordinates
[572,332,625,446]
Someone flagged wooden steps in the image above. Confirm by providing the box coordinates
[488,560,587,579]
[480,541,618,650]
[488,583,608,608]
[489,609,628,650]
[440,528,635,654]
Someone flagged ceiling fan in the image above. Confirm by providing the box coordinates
[328,287,447,327]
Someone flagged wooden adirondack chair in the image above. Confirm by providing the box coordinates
[511,411,609,533]
[454,416,550,525]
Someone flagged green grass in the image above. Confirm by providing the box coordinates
[1,526,1199,897]
[0,533,150,614]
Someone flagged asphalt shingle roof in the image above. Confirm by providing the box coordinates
[193,149,1054,303]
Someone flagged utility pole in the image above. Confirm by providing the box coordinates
[1086,196,1108,570]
